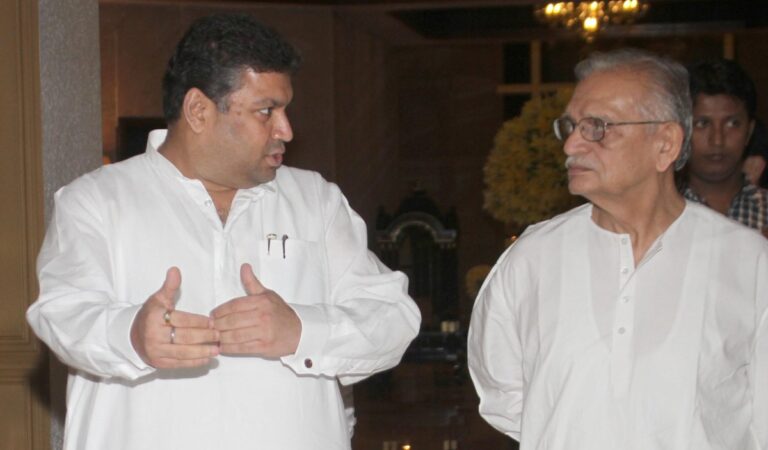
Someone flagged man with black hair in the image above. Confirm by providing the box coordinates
[683,58,768,234]
[27,14,419,450]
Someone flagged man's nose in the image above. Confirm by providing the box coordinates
[710,123,724,147]
[563,129,588,156]
[273,112,293,143]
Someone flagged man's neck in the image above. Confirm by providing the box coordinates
[157,129,194,178]
[158,129,238,224]
[687,170,744,215]
[591,181,685,265]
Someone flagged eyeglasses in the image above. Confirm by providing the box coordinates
[553,116,670,142]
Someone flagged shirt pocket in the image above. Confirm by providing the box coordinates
[254,238,326,305]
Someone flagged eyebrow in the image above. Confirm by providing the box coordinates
[693,113,744,119]
[252,96,293,108]
[247,98,277,107]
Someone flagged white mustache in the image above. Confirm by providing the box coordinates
[565,156,597,171]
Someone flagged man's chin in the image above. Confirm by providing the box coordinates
[253,168,278,185]
[567,178,586,194]
[692,168,743,184]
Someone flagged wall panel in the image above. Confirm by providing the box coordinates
[0,0,49,449]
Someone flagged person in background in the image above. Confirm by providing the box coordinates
[682,58,768,235]
[26,13,419,450]
[469,48,768,449]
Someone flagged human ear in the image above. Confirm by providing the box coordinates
[181,88,213,134]
[655,122,684,172]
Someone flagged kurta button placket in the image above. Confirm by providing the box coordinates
[612,233,636,397]
[213,232,225,294]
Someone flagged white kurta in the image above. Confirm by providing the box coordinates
[469,202,768,450]
[27,130,420,450]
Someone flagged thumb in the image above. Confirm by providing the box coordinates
[156,266,181,308]
[240,263,266,296]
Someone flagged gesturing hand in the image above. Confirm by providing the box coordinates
[211,263,301,358]
[130,267,220,369]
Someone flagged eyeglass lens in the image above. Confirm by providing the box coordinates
[554,117,605,142]
[553,118,572,141]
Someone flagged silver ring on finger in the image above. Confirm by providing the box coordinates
[163,310,172,325]
[170,326,176,345]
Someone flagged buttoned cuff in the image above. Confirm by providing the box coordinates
[107,304,153,373]
[281,304,330,374]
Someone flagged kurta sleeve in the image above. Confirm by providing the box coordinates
[468,249,525,441]
[280,180,420,382]
[751,247,768,446]
[26,182,153,380]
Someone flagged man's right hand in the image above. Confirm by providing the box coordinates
[130,267,220,369]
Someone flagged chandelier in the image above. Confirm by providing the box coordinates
[534,1,650,41]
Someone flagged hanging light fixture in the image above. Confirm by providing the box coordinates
[534,1,650,41]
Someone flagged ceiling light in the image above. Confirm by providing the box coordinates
[535,1,650,41]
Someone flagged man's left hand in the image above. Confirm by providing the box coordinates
[211,263,301,357]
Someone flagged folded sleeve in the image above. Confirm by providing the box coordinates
[26,182,154,380]
[468,248,525,441]
[281,179,421,383]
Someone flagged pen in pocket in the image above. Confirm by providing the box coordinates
[265,233,289,258]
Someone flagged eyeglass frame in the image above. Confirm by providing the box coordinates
[553,116,672,142]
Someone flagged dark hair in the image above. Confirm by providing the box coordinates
[688,58,756,119]
[162,13,301,124]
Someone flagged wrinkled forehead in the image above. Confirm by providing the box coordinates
[567,68,655,118]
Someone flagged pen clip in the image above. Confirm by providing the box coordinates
[266,233,277,255]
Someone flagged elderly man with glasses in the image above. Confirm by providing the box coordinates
[468,49,768,450]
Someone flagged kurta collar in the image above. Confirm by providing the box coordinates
[144,129,278,201]
[585,201,690,266]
